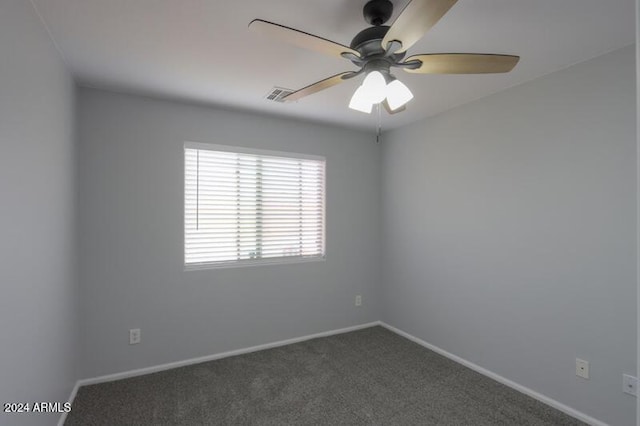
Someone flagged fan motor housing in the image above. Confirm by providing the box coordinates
[350,25,388,53]
[349,25,406,67]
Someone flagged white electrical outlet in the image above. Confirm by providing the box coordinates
[623,374,638,396]
[355,295,362,306]
[129,328,141,345]
[575,358,589,379]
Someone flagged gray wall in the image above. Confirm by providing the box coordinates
[636,6,640,425]
[77,88,381,378]
[0,0,78,425]
[381,46,636,426]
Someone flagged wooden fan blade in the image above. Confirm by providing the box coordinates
[283,72,357,102]
[382,0,457,54]
[383,99,406,114]
[249,19,360,59]
[403,54,520,74]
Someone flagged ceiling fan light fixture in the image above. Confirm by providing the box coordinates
[386,79,414,110]
[350,73,413,114]
[349,85,374,113]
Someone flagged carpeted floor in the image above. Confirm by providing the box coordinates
[66,326,584,425]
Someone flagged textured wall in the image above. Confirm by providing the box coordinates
[381,46,636,425]
[77,88,382,378]
[0,1,78,425]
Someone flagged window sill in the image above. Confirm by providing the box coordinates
[184,256,326,271]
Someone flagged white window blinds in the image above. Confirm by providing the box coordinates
[184,143,326,268]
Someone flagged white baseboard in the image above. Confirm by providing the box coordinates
[379,322,608,426]
[77,321,380,387]
[57,380,79,426]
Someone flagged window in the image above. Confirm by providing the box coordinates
[184,142,326,268]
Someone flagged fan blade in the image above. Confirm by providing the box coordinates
[382,0,457,54]
[249,19,360,59]
[383,99,406,114]
[283,72,357,102]
[403,54,520,74]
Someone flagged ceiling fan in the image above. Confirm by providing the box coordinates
[249,0,519,114]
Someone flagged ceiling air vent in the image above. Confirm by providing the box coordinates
[265,87,295,103]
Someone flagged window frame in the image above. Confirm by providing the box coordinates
[183,141,326,271]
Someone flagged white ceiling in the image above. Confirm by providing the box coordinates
[33,0,635,131]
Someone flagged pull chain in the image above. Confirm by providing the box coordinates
[375,103,382,144]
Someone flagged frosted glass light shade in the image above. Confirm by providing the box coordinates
[348,85,374,113]
[386,79,414,110]
[361,71,387,103]
[349,72,413,114]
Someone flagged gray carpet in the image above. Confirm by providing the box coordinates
[66,326,584,425]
